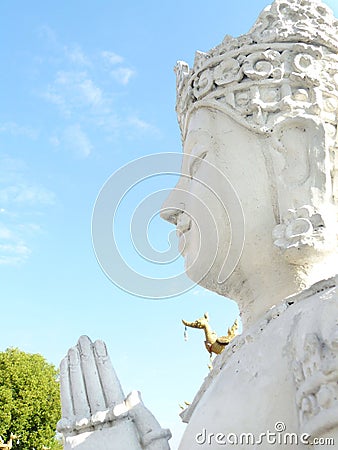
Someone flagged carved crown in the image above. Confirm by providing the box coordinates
[175,0,338,138]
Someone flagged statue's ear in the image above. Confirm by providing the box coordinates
[204,312,209,320]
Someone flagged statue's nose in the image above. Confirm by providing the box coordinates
[160,188,186,225]
[160,207,180,225]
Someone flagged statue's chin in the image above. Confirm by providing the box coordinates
[184,255,231,296]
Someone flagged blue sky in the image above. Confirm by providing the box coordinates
[1,0,338,447]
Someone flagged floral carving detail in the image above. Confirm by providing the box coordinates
[273,206,324,251]
[213,58,242,86]
[251,0,338,49]
[291,323,338,437]
[175,0,338,139]
[193,69,213,99]
[242,50,282,80]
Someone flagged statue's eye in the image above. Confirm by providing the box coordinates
[190,152,207,178]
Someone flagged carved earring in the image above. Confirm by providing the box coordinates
[184,326,188,341]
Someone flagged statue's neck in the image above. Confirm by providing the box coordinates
[228,254,338,329]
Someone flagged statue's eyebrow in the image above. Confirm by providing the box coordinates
[186,129,212,140]
[184,130,212,154]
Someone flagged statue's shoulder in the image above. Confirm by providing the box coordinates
[181,276,338,446]
[286,276,338,440]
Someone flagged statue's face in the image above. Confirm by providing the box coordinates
[161,107,274,292]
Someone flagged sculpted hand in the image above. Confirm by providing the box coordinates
[57,336,171,450]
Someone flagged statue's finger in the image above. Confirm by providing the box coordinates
[77,335,106,414]
[60,356,74,421]
[93,339,125,408]
[68,346,90,419]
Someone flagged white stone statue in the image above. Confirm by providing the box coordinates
[58,0,338,448]
[57,336,171,450]
[159,0,338,447]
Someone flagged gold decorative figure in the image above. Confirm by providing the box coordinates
[0,434,19,450]
[182,313,238,355]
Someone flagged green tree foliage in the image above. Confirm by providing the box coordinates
[0,348,62,450]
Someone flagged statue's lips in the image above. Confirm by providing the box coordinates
[176,222,191,256]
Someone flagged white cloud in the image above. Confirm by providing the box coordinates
[0,242,31,265]
[79,78,103,106]
[128,117,153,131]
[43,71,104,116]
[64,44,91,66]
[111,67,135,85]
[18,223,42,234]
[127,116,160,137]
[0,219,35,266]
[49,135,60,147]
[101,51,124,65]
[42,89,64,109]
[0,154,56,265]
[0,122,39,139]
[0,219,44,266]
[38,33,155,145]
[0,155,27,185]
[15,186,55,205]
[93,113,121,132]
[37,24,58,46]
[0,184,56,205]
[63,124,93,157]
[0,224,14,240]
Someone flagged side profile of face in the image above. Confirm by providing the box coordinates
[161,107,277,297]
[162,104,338,326]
